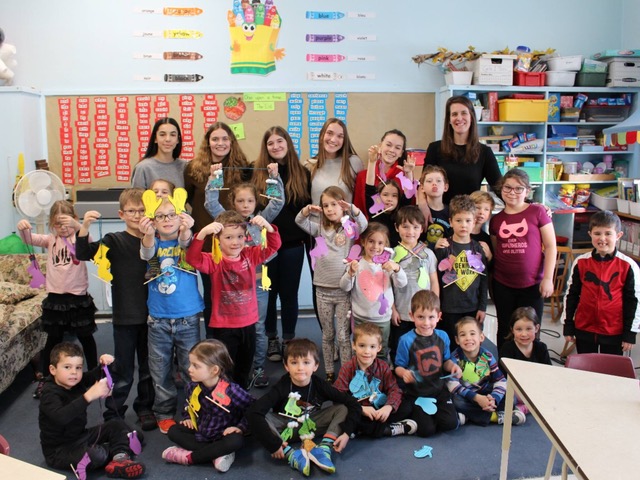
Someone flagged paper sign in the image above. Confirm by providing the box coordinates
[229,123,245,139]
[254,101,275,111]
[243,93,286,102]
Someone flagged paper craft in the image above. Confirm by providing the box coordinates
[168,187,188,214]
[128,431,142,455]
[396,172,419,199]
[93,244,113,283]
[208,169,225,190]
[260,264,271,291]
[281,391,303,418]
[309,236,328,270]
[349,370,370,399]
[465,249,486,273]
[187,385,202,428]
[368,193,385,215]
[415,397,438,415]
[212,237,222,264]
[298,416,316,437]
[27,254,46,288]
[344,244,362,263]
[209,378,232,412]
[417,266,428,289]
[341,215,358,239]
[102,364,113,390]
[377,292,389,315]
[142,189,162,218]
[265,178,281,199]
[280,420,298,442]
[373,248,393,264]
[414,445,433,459]
[71,452,91,480]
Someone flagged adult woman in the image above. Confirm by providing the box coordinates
[184,122,250,335]
[352,128,410,216]
[424,96,502,204]
[302,117,364,205]
[253,126,311,360]
[132,117,186,189]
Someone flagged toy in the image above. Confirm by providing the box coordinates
[0,28,16,86]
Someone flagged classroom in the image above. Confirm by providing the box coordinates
[1,1,640,479]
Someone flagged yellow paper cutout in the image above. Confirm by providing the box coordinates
[212,237,222,264]
[142,190,162,218]
[168,187,188,214]
[187,385,202,430]
[93,244,113,282]
[260,264,271,291]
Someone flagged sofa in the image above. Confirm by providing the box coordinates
[0,254,47,394]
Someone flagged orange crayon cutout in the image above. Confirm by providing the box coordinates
[163,7,203,16]
[227,10,236,26]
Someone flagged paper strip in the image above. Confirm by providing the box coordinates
[347,73,376,80]
[306,71,344,81]
[306,54,346,63]
[348,12,376,18]
[305,34,345,43]
[348,55,376,62]
[348,35,377,41]
[305,11,345,20]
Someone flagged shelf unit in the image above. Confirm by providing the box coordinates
[437,85,640,204]
[616,212,640,262]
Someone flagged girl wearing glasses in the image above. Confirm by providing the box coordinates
[424,96,502,205]
[489,169,557,349]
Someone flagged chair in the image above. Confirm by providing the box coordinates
[548,246,591,323]
[0,434,9,455]
[564,353,637,379]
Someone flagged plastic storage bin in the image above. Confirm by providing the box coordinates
[444,71,473,85]
[581,105,630,122]
[547,55,583,71]
[546,71,577,86]
[576,72,607,87]
[590,192,618,210]
[513,71,546,86]
[498,99,550,122]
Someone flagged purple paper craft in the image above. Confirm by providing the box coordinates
[102,364,114,389]
[442,270,457,284]
[344,244,362,263]
[129,431,142,455]
[73,452,91,480]
[373,248,392,264]
[341,216,359,240]
[309,236,328,270]
[368,193,385,215]
[396,172,419,199]
[377,292,389,315]
[465,250,485,272]
[27,256,46,288]
[438,256,454,271]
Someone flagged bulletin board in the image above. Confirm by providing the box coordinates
[44,92,434,192]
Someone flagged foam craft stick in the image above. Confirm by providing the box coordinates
[168,187,187,214]
[27,254,46,288]
[415,397,438,415]
[128,431,142,455]
[369,193,385,215]
[309,236,328,270]
[206,395,230,413]
[142,190,162,218]
[260,264,271,291]
[414,445,434,459]
[102,364,114,389]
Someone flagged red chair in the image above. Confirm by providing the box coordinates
[565,353,636,379]
[0,434,9,456]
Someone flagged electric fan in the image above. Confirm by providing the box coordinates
[13,170,66,222]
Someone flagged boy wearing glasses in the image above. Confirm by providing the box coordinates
[186,210,282,389]
[138,194,204,433]
[76,188,158,431]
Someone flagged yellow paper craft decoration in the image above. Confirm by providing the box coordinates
[187,384,202,430]
[93,244,113,282]
[260,264,271,291]
[142,190,162,218]
[261,227,267,248]
[168,188,188,214]
[212,237,222,264]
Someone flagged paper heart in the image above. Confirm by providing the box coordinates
[415,397,438,415]
[142,190,162,218]
[168,187,188,214]
[358,269,385,302]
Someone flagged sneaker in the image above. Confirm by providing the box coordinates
[267,338,282,362]
[308,444,335,474]
[388,418,418,436]
[33,379,45,399]
[214,452,235,472]
[248,368,269,389]
[138,413,158,431]
[288,448,310,476]
[325,372,335,383]
[157,418,177,434]
[105,456,145,479]
[512,410,527,426]
[458,412,466,426]
[162,446,192,465]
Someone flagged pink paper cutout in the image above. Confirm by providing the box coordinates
[309,236,328,270]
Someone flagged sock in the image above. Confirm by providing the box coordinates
[283,445,293,460]
[321,433,336,448]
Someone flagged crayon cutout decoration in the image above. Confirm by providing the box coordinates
[228,0,285,75]
[223,96,247,120]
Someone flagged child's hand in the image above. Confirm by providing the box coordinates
[84,378,111,402]
[391,305,401,327]
[223,426,242,436]
[475,310,486,324]
[381,260,400,274]
[178,212,194,234]
[475,394,495,412]
[57,214,80,231]
[209,163,223,180]
[250,215,273,232]
[200,221,223,237]
[138,217,155,236]
[449,363,462,379]
[347,259,359,277]
[367,144,380,164]
[333,432,350,453]
[539,278,554,298]
[375,404,393,423]
[308,205,323,215]
[82,210,101,229]
[17,219,32,231]
[180,419,196,430]
[434,238,449,249]
[400,369,415,384]
[361,405,376,420]
[479,241,492,261]
[271,446,286,460]
[622,341,634,352]
[267,162,279,178]
[99,354,114,366]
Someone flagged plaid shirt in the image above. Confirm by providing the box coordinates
[182,379,254,442]
[334,357,403,412]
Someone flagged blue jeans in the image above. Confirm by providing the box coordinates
[254,277,268,369]
[147,314,201,419]
[105,324,154,420]
[266,244,304,340]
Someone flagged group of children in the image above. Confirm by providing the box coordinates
[18,162,640,478]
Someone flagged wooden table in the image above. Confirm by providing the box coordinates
[499,358,640,480]
[0,454,66,478]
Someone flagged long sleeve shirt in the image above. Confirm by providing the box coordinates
[333,357,403,412]
[447,346,506,404]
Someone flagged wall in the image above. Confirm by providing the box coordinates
[0,0,630,94]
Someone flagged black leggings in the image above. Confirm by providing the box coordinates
[167,423,244,464]
[492,280,543,350]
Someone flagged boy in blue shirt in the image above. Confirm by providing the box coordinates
[394,290,462,437]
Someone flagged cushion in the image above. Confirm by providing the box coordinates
[0,281,38,304]
[0,304,16,346]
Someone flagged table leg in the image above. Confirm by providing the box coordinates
[499,376,516,480]
[544,446,557,480]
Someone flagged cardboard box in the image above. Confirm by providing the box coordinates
[561,173,616,182]
[606,77,640,87]
[471,54,516,85]
[593,49,640,60]
[608,59,640,76]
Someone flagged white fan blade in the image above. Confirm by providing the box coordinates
[18,191,44,217]
[29,171,52,190]
[36,189,53,206]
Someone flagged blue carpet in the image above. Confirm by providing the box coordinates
[0,319,564,479]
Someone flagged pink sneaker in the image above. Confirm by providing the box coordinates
[162,446,192,465]
[214,452,235,472]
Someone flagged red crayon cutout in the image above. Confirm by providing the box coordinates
[264,5,277,26]
[206,378,232,412]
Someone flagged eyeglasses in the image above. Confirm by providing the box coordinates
[123,209,145,217]
[502,185,527,194]
[154,212,178,222]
